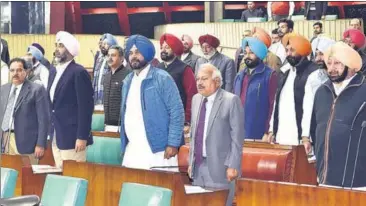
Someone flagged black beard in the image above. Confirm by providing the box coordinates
[244,58,260,68]
[316,61,327,70]
[129,59,148,70]
[287,55,303,67]
[328,66,349,83]
[161,52,175,62]
[101,48,108,56]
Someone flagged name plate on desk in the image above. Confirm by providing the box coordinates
[31,165,62,174]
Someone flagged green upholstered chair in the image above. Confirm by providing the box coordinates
[91,113,105,131]
[86,136,122,165]
[218,19,235,22]
[247,17,267,22]
[41,174,88,206]
[325,15,338,20]
[291,15,305,21]
[119,183,172,206]
[1,167,18,198]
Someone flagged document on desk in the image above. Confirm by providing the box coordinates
[31,165,62,174]
[184,185,213,194]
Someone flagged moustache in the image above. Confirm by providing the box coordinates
[198,85,205,89]
[107,59,113,64]
[161,52,168,56]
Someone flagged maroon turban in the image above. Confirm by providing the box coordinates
[160,33,184,56]
[198,34,220,48]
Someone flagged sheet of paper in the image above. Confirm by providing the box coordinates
[184,185,213,194]
[31,165,62,174]
[94,105,104,111]
[105,125,120,132]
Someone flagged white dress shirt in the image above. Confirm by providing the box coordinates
[49,60,72,102]
[181,52,189,61]
[9,83,23,130]
[202,90,218,157]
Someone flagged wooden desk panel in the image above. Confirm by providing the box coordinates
[38,140,55,166]
[91,131,119,138]
[1,155,30,196]
[236,178,366,206]
[63,161,228,206]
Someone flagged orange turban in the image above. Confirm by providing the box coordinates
[252,27,271,48]
[324,41,362,72]
[160,33,184,56]
[282,33,312,57]
[198,34,220,48]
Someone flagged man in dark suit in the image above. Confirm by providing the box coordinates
[1,38,10,65]
[48,31,94,168]
[188,63,244,206]
[0,58,49,164]
[304,2,327,20]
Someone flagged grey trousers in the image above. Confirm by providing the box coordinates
[192,159,236,206]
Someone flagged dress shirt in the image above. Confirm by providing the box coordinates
[9,83,23,130]
[49,60,72,102]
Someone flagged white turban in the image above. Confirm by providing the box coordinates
[55,31,80,57]
[311,36,336,56]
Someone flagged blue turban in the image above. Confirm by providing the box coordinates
[125,35,155,62]
[241,37,268,60]
[27,45,43,61]
[103,33,118,46]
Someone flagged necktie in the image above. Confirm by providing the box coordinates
[194,98,208,167]
[1,87,18,131]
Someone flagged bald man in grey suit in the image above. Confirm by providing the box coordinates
[188,63,244,206]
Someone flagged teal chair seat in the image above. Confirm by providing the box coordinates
[1,167,18,198]
[92,113,105,131]
[247,17,267,22]
[86,136,122,165]
[119,183,172,206]
[218,19,235,22]
[41,174,88,206]
[325,15,337,20]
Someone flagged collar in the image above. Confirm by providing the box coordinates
[244,62,266,75]
[206,89,218,103]
[11,82,24,92]
[332,74,357,90]
[325,73,365,92]
[56,59,73,71]
[134,64,150,79]
[164,57,177,67]
[111,64,124,74]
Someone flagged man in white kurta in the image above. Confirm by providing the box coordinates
[120,35,185,171]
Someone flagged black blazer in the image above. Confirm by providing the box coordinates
[1,39,10,65]
[304,2,327,18]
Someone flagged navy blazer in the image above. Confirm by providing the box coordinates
[48,60,94,150]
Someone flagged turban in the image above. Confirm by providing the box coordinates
[125,34,155,62]
[324,41,362,72]
[343,29,366,49]
[282,33,312,56]
[56,31,80,57]
[181,34,193,49]
[160,33,184,56]
[252,27,271,48]
[241,37,268,60]
[103,33,118,46]
[27,45,43,61]
[199,34,220,48]
[31,43,45,55]
[311,36,336,56]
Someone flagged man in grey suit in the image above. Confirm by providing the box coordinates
[0,58,49,164]
[188,63,244,206]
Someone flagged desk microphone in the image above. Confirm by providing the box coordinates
[341,102,366,188]
[350,120,366,189]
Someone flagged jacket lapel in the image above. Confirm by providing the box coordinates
[48,67,57,92]
[206,89,223,134]
[14,80,30,112]
[54,61,74,98]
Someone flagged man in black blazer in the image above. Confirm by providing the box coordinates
[1,38,10,65]
[304,2,328,20]
[48,31,94,168]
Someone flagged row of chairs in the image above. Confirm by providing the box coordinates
[1,167,173,206]
[218,15,338,22]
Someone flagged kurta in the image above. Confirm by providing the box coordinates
[123,66,178,171]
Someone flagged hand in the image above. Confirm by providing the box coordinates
[184,125,190,135]
[34,146,44,159]
[75,139,87,152]
[303,141,312,154]
[263,132,275,143]
[321,15,326,20]
[164,146,178,159]
[187,166,192,178]
[226,168,238,182]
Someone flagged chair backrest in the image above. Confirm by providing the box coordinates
[41,174,88,206]
[218,19,235,22]
[247,17,267,22]
[119,183,172,206]
[0,167,18,198]
[325,15,338,20]
[86,136,122,165]
[92,113,105,131]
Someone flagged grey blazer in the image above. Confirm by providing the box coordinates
[0,80,49,154]
[182,51,200,72]
[188,88,245,183]
[195,52,236,92]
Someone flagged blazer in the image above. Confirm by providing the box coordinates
[182,51,200,72]
[48,60,94,150]
[304,2,327,18]
[1,39,10,65]
[0,80,49,154]
[188,89,245,183]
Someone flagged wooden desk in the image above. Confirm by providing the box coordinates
[91,131,119,138]
[93,110,104,114]
[63,161,228,206]
[1,155,30,196]
[38,140,55,166]
[236,178,366,206]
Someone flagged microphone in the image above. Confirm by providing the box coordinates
[90,49,95,58]
[350,120,366,189]
[341,102,366,187]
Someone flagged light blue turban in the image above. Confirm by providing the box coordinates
[103,33,118,46]
[241,37,268,60]
[27,45,43,61]
[125,35,155,62]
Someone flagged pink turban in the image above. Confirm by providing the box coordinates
[55,31,80,57]
[324,41,362,72]
[181,34,193,49]
[343,29,366,49]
